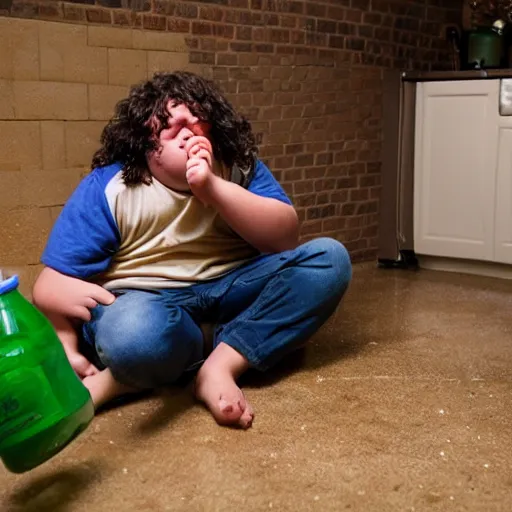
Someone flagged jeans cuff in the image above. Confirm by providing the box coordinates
[217,329,268,371]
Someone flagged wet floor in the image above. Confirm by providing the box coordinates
[1,264,511,511]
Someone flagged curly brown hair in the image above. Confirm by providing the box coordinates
[91,71,258,186]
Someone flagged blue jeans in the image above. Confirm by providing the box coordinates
[82,238,352,389]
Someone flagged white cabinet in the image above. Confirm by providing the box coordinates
[414,79,512,265]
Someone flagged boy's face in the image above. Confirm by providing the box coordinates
[147,101,210,191]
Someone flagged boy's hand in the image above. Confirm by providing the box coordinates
[65,350,99,379]
[185,136,220,205]
[33,267,116,322]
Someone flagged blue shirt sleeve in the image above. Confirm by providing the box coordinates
[41,170,121,279]
[247,160,292,205]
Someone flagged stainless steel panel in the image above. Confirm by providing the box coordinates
[499,79,512,116]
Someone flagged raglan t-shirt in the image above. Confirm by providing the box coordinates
[41,160,291,290]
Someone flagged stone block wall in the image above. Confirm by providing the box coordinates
[0,16,198,295]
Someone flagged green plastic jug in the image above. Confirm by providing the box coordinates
[0,272,94,473]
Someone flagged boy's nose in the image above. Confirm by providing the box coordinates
[179,127,194,145]
[182,127,193,139]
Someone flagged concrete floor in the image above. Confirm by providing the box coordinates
[1,264,512,511]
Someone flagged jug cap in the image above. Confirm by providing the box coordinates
[0,273,19,295]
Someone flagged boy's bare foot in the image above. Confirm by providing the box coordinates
[194,342,254,429]
[83,368,138,410]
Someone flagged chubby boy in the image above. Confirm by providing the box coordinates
[33,72,352,429]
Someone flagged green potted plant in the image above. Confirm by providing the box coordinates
[464,0,511,68]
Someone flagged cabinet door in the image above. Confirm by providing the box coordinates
[495,122,512,264]
[414,80,499,261]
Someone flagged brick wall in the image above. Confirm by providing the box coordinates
[0,0,463,295]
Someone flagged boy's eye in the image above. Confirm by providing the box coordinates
[168,118,186,136]
[161,125,180,140]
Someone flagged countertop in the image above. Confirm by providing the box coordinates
[403,69,512,82]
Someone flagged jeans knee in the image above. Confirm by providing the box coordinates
[95,319,164,389]
[90,295,198,389]
[293,238,352,313]
[304,237,352,291]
